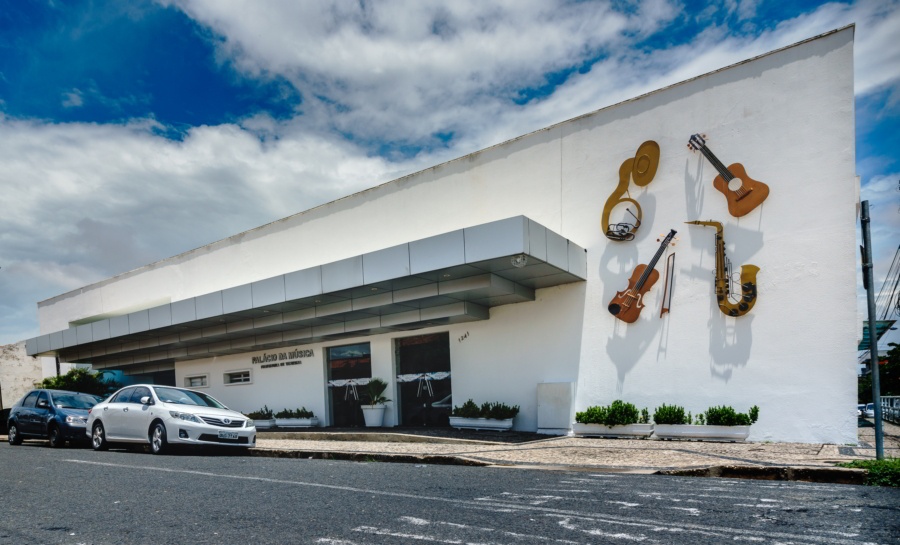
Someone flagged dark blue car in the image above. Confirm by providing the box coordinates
[7,389,104,448]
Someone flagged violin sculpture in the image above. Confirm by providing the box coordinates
[688,134,769,217]
[602,140,660,241]
[608,229,677,323]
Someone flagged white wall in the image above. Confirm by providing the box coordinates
[41,29,857,442]
[564,29,857,443]
[1,342,42,408]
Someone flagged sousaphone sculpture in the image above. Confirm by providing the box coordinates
[602,140,660,241]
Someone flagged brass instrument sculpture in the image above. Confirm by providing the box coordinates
[686,220,759,317]
[602,140,660,241]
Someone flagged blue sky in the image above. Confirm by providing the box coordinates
[0,0,898,347]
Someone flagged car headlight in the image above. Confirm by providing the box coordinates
[245,419,254,428]
[65,415,87,425]
[169,411,204,424]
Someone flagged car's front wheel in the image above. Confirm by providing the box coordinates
[48,425,64,448]
[91,422,108,451]
[8,423,22,445]
[150,422,168,455]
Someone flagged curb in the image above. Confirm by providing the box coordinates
[250,447,489,466]
[657,465,868,485]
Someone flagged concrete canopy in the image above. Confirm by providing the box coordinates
[26,216,586,369]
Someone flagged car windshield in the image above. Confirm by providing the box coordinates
[52,393,103,409]
[153,387,227,408]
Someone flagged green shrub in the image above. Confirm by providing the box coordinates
[365,378,390,405]
[653,404,690,425]
[482,401,520,420]
[704,405,759,426]
[452,399,481,418]
[247,405,274,419]
[838,458,900,487]
[575,400,644,426]
[275,407,315,419]
[41,368,120,397]
[452,399,519,419]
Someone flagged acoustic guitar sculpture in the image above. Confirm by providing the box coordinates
[688,134,769,217]
[608,229,676,323]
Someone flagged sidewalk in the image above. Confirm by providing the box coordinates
[253,419,900,484]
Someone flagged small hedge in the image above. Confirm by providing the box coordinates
[274,407,315,419]
[247,405,274,419]
[653,404,691,425]
[575,400,649,426]
[838,458,900,487]
[452,399,519,420]
[703,405,759,426]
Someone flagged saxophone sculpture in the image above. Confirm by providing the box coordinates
[686,220,759,317]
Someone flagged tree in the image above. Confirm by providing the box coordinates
[41,368,119,397]
[859,342,900,403]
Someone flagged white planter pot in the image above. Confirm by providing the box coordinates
[274,417,319,428]
[653,424,750,442]
[449,416,514,431]
[254,418,276,429]
[361,405,386,427]
[571,423,653,438]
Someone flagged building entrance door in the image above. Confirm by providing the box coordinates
[396,333,451,427]
[327,343,371,427]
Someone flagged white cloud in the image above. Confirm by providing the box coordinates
[62,89,84,108]
[0,115,406,342]
[3,0,899,344]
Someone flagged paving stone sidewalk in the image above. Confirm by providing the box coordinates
[254,419,900,483]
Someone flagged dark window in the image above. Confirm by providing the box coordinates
[50,393,103,409]
[111,388,135,404]
[328,343,371,380]
[132,387,152,404]
[36,391,50,409]
[21,391,39,408]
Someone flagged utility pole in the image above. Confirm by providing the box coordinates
[861,200,884,460]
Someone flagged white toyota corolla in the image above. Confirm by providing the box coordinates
[87,384,256,454]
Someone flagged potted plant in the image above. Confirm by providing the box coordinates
[652,404,759,442]
[449,399,519,431]
[246,405,275,429]
[274,407,319,428]
[572,400,653,438]
[361,377,390,427]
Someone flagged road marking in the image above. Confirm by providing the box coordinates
[62,459,882,545]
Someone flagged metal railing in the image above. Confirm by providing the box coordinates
[881,396,900,424]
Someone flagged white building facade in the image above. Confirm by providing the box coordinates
[27,28,858,443]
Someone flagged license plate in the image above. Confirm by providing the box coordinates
[218,431,239,440]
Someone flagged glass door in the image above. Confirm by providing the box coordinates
[327,343,371,427]
[396,333,451,427]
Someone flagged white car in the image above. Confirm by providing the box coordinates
[87,384,256,454]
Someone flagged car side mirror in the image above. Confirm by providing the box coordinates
[140,396,153,405]
[36,399,49,409]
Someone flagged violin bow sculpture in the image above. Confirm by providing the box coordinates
[608,229,677,323]
[686,220,759,317]
[602,140,660,241]
[687,134,769,217]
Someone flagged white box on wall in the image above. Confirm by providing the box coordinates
[537,382,575,435]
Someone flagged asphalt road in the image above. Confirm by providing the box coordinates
[1,441,897,545]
